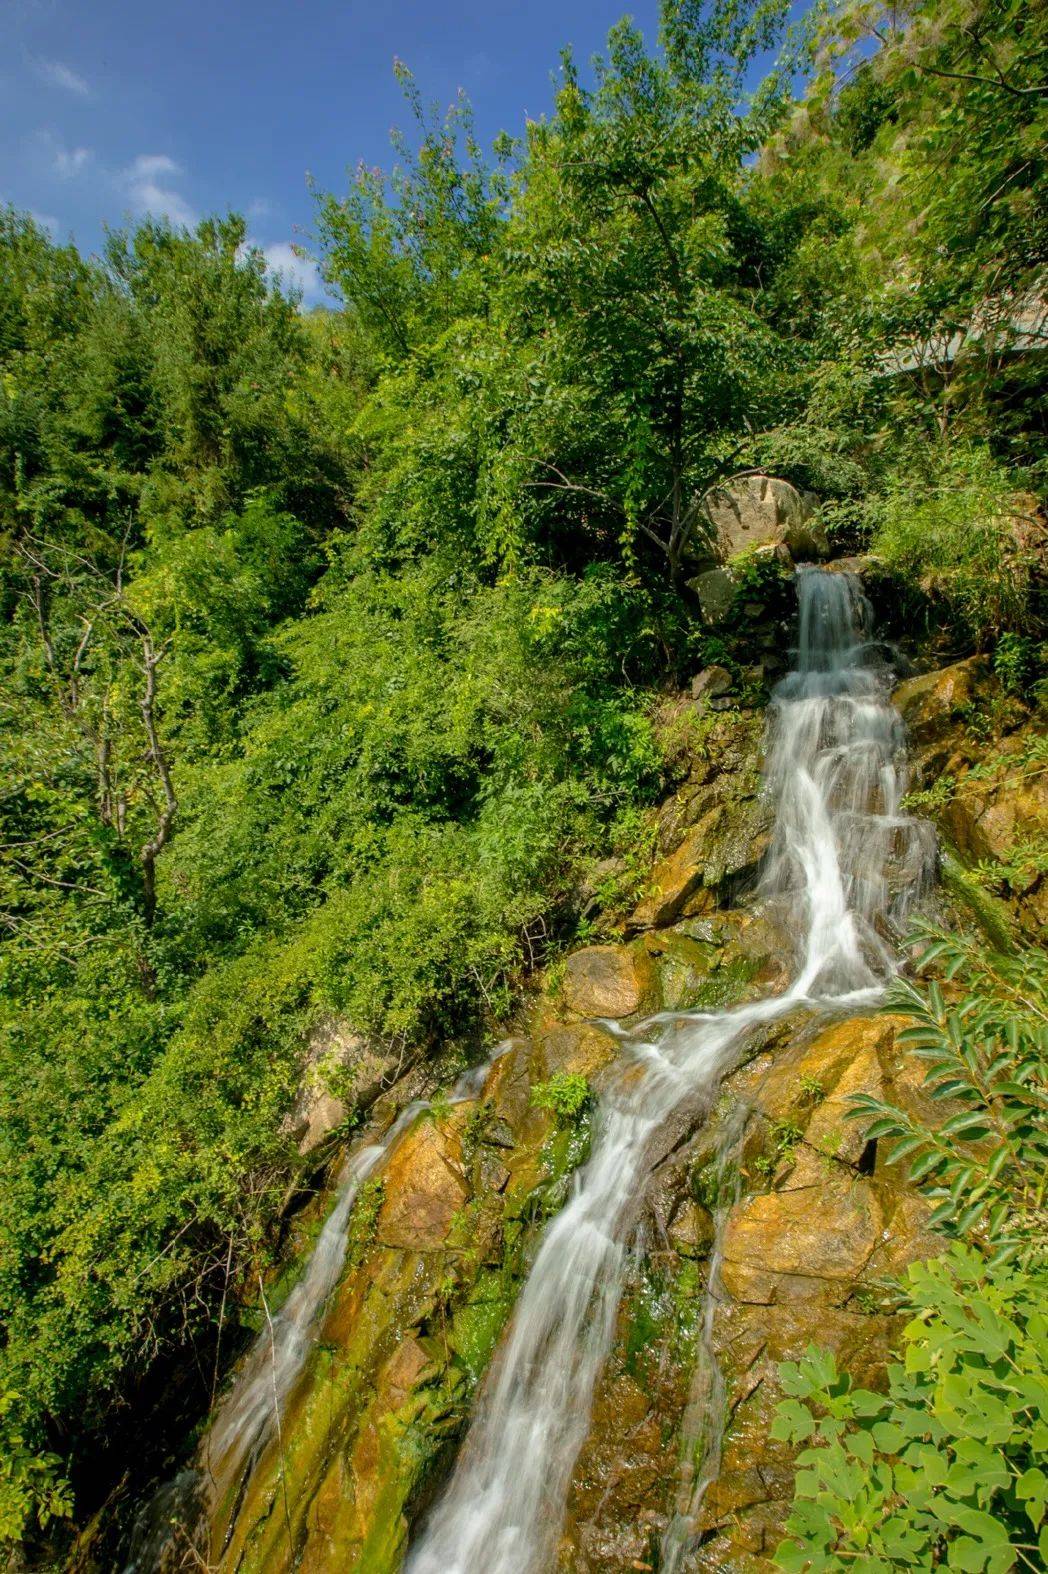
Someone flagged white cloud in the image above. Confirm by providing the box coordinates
[121,153,197,228]
[38,59,91,97]
[30,210,59,237]
[52,143,92,178]
[129,153,180,181]
[263,241,323,304]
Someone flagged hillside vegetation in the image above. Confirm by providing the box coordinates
[0,0,1045,1558]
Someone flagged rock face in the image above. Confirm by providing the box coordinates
[691,663,733,707]
[561,944,657,1018]
[375,1118,469,1250]
[894,657,1048,939]
[631,798,772,931]
[691,565,739,623]
[550,1007,941,1574]
[125,666,1046,1574]
[700,475,827,562]
[284,1019,407,1156]
[204,1048,581,1573]
[687,1013,942,1570]
[894,656,991,769]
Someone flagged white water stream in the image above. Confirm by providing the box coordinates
[406,567,932,1574]
[124,1055,510,1571]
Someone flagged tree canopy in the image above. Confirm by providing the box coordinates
[0,0,1044,1550]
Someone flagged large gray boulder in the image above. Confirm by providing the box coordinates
[699,475,827,561]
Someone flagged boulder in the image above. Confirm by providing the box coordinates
[535,1020,620,1081]
[945,778,1048,876]
[701,475,826,561]
[893,656,990,758]
[689,565,737,624]
[376,1115,469,1250]
[631,797,772,932]
[561,944,656,1018]
[283,1018,378,1156]
[690,664,733,706]
[720,1173,884,1305]
[630,824,708,929]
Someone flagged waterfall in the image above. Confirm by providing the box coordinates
[122,1052,514,1572]
[405,567,933,1574]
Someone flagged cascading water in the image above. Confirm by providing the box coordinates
[123,1052,512,1572]
[121,1133,400,1574]
[405,567,933,1574]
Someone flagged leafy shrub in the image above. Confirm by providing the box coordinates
[0,1393,72,1545]
[848,928,1048,1265]
[870,445,1041,648]
[530,1073,591,1121]
[772,1246,1048,1574]
[993,635,1037,697]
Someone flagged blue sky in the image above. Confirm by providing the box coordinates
[2,0,671,304]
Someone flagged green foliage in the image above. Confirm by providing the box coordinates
[1,0,1047,1547]
[753,1116,804,1178]
[993,636,1038,698]
[530,1072,591,1121]
[869,445,1040,646]
[902,775,957,816]
[346,1178,385,1269]
[0,1393,72,1544]
[848,928,1048,1265]
[772,1246,1048,1573]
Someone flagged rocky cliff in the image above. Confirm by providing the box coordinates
[108,558,1046,1574]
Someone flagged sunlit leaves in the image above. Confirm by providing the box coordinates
[773,1248,1048,1573]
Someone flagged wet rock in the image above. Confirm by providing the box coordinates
[753,1014,900,1132]
[893,662,1046,936]
[537,1020,620,1081]
[560,1254,704,1572]
[720,1173,884,1305]
[562,945,657,1018]
[376,1115,469,1250]
[945,774,1048,886]
[693,1009,948,1567]
[699,1303,901,1564]
[667,1197,716,1258]
[647,929,720,1011]
[630,826,709,929]
[485,1037,536,1132]
[630,797,772,932]
[893,656,990,767]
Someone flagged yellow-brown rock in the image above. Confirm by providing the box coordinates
[631,824,708,928]
[893,656,989,754]
[720,1173,883,1305]
[561,944,656,1018]
[536,1021,619,1081]
[376,1114,469,1250]
[751,1014,902,1131]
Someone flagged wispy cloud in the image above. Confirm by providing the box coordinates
[37,59,91,97]
[30,131,93,180]
[52,143,92,178]
[263,241,323,305]
[122,153,198,228]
